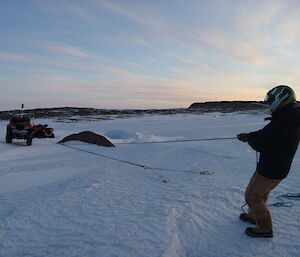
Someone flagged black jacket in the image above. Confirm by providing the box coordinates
[247,104,300,179]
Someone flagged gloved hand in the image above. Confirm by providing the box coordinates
[237,133,248,142]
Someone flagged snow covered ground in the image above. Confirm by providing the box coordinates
[0,112,299,257]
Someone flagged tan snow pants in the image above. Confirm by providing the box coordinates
[245,172,281,230]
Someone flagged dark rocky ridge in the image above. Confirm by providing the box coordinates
[188,101,268,111]
[0,101,269,120]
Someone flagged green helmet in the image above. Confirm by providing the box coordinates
[264,85,296,113]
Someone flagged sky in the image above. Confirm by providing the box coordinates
[1,0,300,110]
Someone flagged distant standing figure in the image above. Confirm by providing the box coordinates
[237,85,300,238]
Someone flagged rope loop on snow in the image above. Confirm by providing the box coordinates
[242,193,300,212]
[268,194,300,208]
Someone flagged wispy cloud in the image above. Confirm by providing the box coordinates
[229,43,266,65]
[235,0,283,29]
[179,60,241,80]
[65,4,99,24]
[97,0,172,31]
[43,42,88,57]
[36,0,99,24]
[0,52,32,63]
[277,21,300,44]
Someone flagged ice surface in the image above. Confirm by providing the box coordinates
[0,113,299,257]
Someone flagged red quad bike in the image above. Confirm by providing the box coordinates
[6,116,34,146]
[32,124,55,138]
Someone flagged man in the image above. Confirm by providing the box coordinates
[237,85,300,238]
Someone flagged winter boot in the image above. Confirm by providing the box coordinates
[239,213,256,225]
[245,216,273,238]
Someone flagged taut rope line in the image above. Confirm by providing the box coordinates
[116,137,236,145]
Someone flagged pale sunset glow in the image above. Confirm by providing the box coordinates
[1,0,300,110]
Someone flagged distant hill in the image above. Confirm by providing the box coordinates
[188,101,268,112]
[0,102,269,120]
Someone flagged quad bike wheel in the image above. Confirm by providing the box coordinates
[26,133,33,146]
[6,128,13,143]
